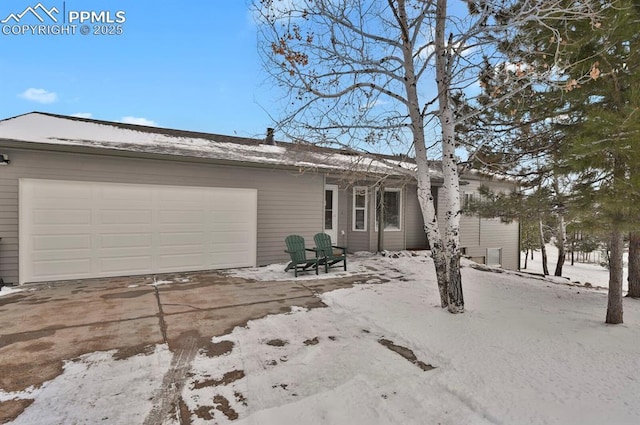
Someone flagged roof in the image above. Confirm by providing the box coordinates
[0,112,426,179]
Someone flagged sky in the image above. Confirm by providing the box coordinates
[0,1,275,139]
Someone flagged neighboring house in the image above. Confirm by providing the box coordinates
[0,112,519,285]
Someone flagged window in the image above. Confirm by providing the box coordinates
[352,187,368,231]
[325,189,333,229]
[486,248,502,266]
[375,188,402,231]
[463,192,474,209]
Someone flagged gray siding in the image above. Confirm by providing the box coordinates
[0,148,324,284]
[332,182,417,253]
[405,185,429,249]
[458,179,519,270]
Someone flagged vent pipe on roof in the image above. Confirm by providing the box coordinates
[265,127,275,145]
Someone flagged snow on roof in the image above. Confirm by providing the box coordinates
[0,112,428,179]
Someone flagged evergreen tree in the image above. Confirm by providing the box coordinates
[560,0,640,323]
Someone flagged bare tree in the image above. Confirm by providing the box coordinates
[254,0,600,313]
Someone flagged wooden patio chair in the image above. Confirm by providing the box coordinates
[314,233,347,273]
[284,235,319,277]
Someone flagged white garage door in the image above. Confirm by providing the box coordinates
[19,179,257,284]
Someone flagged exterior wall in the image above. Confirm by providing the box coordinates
[0,148,324,284]
[327,178,370,253]
[405,185,429,249]
[369,186,405,251]
[328,179,419,253]
[457,179,519,270]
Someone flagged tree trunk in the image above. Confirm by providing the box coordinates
[395,0,449,307]
[539,220,549,275]
[571,238,575,266]
[606,227,624,324]
[435,0,463,313]
[554,214,566,276]
[627,231,640,298]
[523,249,529,269]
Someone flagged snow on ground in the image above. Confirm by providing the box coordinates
[6,345,172,425]
[226,252,372,281]
[0,286,23,298]
[8,252,640,424]
[522,244,629,291]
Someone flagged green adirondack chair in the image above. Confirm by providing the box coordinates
[284,235,319,277]
[314,233,347,273]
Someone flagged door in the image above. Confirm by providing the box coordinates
[324,185,338,242]
[19,179,257,283]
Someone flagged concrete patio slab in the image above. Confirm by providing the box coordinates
[0,270,371,424]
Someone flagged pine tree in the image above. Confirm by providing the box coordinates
[562,0,640,323]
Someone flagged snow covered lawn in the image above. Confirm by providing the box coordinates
[522,244,629,291]
[5,252,640,424]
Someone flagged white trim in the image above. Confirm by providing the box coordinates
[375,188,402,232]
[324,184,339,241]
[352,186,368,231]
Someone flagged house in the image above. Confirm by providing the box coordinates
[0,112,519,285]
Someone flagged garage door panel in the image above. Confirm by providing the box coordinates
[34,209,91,225]
[210,243,251,254]
[157,244,204,256]
[29,226,92,236]
[211,230,251,244]
[210,211,253,224]
[100,246,155,258]
[32,259,91,278]
[100,256,153,274]
[32,249,91,261]
[158,232,204,246]
[34,234,91,250]
[159,188,207,203]
[208,251,251,268]
[100,210,153,225]
[159,210,205,224]
[20,179,257,283]
[100,233,153,248]
[99,185,153,202]
[33,182,91,201]
[157,253,205,269]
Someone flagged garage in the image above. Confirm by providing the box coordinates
[19,179,257,284]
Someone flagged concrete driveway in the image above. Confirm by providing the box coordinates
[0,270,369,423]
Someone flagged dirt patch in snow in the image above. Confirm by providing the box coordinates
[200,340,234,357]
[192,370,246,389]
[378,339,435,371]
[112,343,157,361]
[304,337,319,345]
[177,397,192,425]
[213,395,239,420]
[0,399,34,424]
[266,339,288,347]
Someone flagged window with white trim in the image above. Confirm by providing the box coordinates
[463,192,475,209]
[375,188,402,231]
[352,187,368,231]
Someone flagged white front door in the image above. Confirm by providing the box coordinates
[324,185,338,242]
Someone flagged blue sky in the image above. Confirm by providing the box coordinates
[0,1,275,138]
